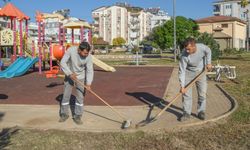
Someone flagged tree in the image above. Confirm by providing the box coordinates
[241,0,248,7]
[197,32,220,60]
[112,37,126,46]
[92,37,98,45]
[148,16,199,50]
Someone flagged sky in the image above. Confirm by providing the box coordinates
[0,0,215,22]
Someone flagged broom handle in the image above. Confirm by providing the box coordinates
[57,61,127,121]
[74,78,127,121]
[155,69,206,119]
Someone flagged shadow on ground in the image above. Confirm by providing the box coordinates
[56,94,77,116]
[0,127,20,149]
[46,82,64,88]
[126,92,184,120]
[56,94,122,124]
[0,94,8,100]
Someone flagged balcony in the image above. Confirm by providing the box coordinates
[93,28,99,32]
[130,12,140,16]
[130,32,140,38]
[93,23,99,27]
[130,25,140,31]
[92,13,99,19]
[130,19,140,25]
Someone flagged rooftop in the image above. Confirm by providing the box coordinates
[196,15,246,24]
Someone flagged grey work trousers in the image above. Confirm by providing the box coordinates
[60,76,85,116]
[182,70,207,115]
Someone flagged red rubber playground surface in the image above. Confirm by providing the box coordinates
[0,67,173,106]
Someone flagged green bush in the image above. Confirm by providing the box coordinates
[131,46,140,54]
[197,32,221,60]
[152,49,161,54]
[223,48,245,55]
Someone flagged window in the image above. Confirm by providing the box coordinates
[213,5,220,12]
[222,24,228,28]
[239,39,244,48]
[225,4,232,9]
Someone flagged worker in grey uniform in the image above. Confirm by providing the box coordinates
[59,42,94,125]
[179,38,212,121]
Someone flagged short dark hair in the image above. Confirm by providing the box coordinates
[79,42,91,52]
[183,37,196,48]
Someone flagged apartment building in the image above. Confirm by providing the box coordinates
[144,7,171,30]
[92,5,128,45]
[92,3,170,45]
[127,7,150,45]
[213,0,249,20]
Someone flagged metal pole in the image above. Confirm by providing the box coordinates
[136,51,139,66]
[13,18,17,61]
[173,0,177,62]
[49,40,52,71]
[58,23,61,45]
[32,40,35,71]
[19,20,23,57]
[71,28,74,44]
[32,40,35,58]
[247,10,249,52]
[38,21,42,74]
[89,29,92,45]
[25,20,28,35]
[80,26,84,42]
[62,26,65,53]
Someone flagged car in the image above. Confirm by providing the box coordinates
[143,45,153,54]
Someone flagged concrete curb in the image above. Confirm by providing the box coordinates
[175,84,238,128]
[0,83,238,133]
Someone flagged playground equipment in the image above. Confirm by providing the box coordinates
[0,57,38,78]
[0,3,40,78]
[206,62,237,82]
[41,12,116,78]
[45,44,116,78]
[0,4,115,78]
[0,2,30,60]
[62,20,116,72]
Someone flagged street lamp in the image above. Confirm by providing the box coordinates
[173,0,177,62]
[244,9,249,52]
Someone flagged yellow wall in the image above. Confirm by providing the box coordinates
[235,22,246,40]
[197,21,246,49]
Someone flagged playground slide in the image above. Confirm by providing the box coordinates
[0,57,39,78]
[92,55,116,72]
[0,57,23,76]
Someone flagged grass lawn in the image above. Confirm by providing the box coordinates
[103,58,176,66]
[1,53,250,150]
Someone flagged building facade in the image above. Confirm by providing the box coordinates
[92,5,128,45]
[213,0,248,20]
[196,16,246,50]
[92,3,170,45]
[144,7,171,31]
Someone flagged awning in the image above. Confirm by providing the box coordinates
[63,21,91,29]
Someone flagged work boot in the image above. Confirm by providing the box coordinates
[197,111,205,120]
[180,113,191,122]
[59,114,69,122]
[73,115,83,125]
